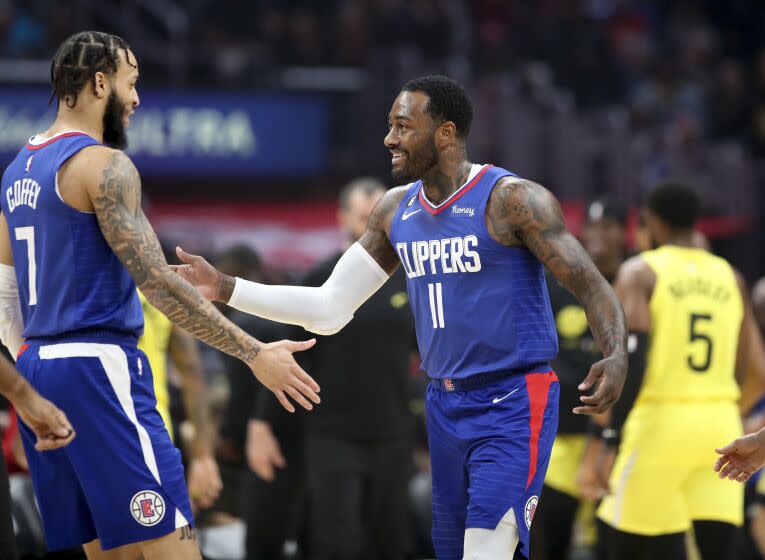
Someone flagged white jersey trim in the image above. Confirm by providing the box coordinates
[28,130,90,146]
[175,507,189,529]
[419,163,484,210]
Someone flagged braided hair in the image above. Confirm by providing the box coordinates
[50,31,133,108]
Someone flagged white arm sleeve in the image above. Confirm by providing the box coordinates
[228,242,390,335]
[0,264,24,358]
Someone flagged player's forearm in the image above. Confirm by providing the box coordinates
[229,280,343,331]
[226,242,389,336]
[171,331,215,457]
[0,263,25,357]
[582,282,628,360]
[142,271,260,363]
[182,378,215,457]
[0,355,29,401]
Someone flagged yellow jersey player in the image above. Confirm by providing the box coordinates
[138,291,222,511]
[597,183,753,560]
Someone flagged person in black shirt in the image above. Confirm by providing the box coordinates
[204,245,305,559]
[531,198,628,560]
[252,177,417,560]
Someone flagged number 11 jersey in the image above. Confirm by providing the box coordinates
[0,132,143,341]
[388,164,558,380]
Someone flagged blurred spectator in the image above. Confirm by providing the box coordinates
[750,50,765,158]
[254,177,418,559]
[207,245,304,560]
[707,59,752,143]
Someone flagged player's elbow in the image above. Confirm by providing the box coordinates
[304,314,353,336]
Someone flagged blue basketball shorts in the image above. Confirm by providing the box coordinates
[427,370,559,560]
[16,339,193,551]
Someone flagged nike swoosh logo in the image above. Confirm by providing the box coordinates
[402,208,421,221]
[492,387,520,404]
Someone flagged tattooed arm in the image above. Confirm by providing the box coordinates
[356,186,407,274]
[486,178,628,414]
[76,147,320,412]
[172,187,406,332]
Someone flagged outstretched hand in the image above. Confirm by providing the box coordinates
[574,354,627,415]
[251,338,321,413]
[170,247,226,301]
[714,430,765,483]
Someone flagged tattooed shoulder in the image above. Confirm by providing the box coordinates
[368,186,409,234]
[485,177,564,247]
[88,150,161,286]
[359,186,408,274]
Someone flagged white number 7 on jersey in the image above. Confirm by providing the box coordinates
[428,282,445,329]
[14,226,37,305]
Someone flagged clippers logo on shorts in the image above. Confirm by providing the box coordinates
[443,378,455,391]
[131,490,165,527]
[524,495,538,530]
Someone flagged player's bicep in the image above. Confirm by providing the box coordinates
[85,150,168,287]
[493,179,608,306]
[358,187,406,275]
[0,213,14,266]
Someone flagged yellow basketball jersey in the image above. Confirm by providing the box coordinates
[137,291,174,440]
[638,246,743,404]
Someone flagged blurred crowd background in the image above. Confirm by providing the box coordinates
[0,0,763,559]
[0,0,762,276]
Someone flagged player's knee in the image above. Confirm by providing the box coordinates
[463,508,520,559]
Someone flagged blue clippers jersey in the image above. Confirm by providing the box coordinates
[388,164,558,379]
[0,132,143,340]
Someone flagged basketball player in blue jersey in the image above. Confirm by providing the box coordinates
[0,31,321,560]
[175,75,628,559]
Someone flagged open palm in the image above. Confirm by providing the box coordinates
[715,430,765,483]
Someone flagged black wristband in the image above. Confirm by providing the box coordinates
[588,420,604,439]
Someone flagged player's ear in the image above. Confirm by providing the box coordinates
[93,72,107,99]
[437,121,457,147]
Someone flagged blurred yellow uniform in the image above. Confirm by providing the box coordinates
[137,291,174,441]
[545,435,588,497]
[598,246,744,535]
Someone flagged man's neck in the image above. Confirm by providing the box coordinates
[420,159,474,206]
[663,231,696,249]
[45,111,104,144]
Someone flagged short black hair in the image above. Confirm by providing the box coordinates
[401,75,473,138]
[646,182,701,230]
[50,31,132,108]
[339,177,386,210]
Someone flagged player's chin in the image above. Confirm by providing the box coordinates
[390,164,412,183]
